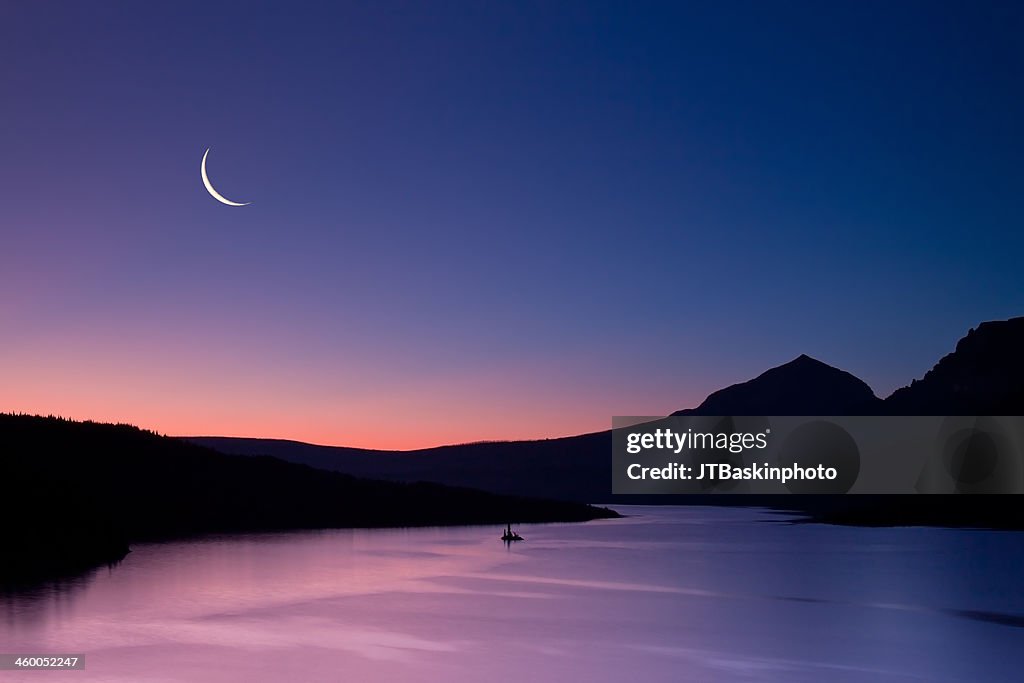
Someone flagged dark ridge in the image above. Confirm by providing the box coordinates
[189,431,614,503]
[193,316,1024,527]
[0,414,617,584]
[883,317,1024,415]
[190,356,883,503]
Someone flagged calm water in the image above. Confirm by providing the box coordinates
[2,507,1023,682]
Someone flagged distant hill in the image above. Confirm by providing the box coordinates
[192,431,612,503]
[0,414,616,583]
[190,353,880,503]
[672,354,881,416]
[190,316,1024,517]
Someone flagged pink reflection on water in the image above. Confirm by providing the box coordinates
[2,509,1023,683]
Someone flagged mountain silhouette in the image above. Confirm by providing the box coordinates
[0,414,616,584]
[192,432,612,503]
[883,317,1024,415]
[191,353,883,503]
[672,354,881,416]
[8,320,1022,583]
[191,316,1024,511]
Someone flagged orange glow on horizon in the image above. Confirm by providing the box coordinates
[0,333,710,450]
[1,368,703,450]
[0,401,611,451]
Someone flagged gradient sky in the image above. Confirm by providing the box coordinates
[2,1,1021,448]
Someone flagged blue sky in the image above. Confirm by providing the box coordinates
[2,1,1021,446]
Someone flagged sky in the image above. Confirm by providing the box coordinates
[1,1,1021,449]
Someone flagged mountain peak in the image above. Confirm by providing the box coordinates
[788,353,824,366]
[673,354,880,416]
[672,316,1024,418]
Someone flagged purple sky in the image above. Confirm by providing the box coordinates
[2,2,1021,447]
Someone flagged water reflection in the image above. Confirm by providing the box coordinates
[1,572,96,631]
[1,508,1022,683]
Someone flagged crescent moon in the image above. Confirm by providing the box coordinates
[201,148,251,207]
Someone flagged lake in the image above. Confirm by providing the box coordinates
[2,506,1022,682]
